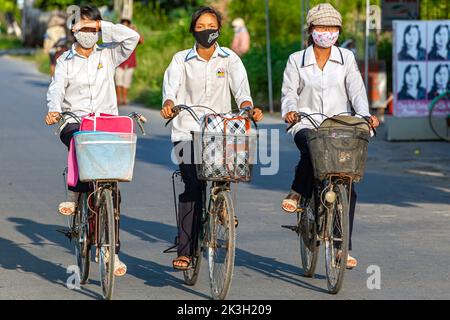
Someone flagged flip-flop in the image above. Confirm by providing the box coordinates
[347,255,358,269]
[58,202,76,216]
[114,255,127,277]
[172,256,191,270]
[281,190,301,213]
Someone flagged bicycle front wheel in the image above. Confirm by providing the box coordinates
[73,193,91,284]
[324,184,349,294]
[299,192,319,278]
[207,190,236,300]
[98,188,116,300]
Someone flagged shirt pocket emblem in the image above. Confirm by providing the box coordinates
[216,68,226,78]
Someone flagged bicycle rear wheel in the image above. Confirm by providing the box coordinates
[207,190,235,300]
[98,188,115,300]
[428,90,450,142]
[183,248,202,286]
[73,193,90,284]
[299,192,319,278]
[324,184,349,294]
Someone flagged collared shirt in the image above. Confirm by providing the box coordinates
[47,21,140,120]
[163,44,253,142]
[281,45,371,135]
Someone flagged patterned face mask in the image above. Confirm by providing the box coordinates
[74,31,99,49]
[312,30,339,48]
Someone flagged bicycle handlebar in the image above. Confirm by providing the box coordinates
[53,111,148,135]
[286,111,377,136]
[165,105,258,129]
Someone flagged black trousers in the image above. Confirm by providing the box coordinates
[60,123,121,253]
[291,129,356,251]
[174,141,206,257]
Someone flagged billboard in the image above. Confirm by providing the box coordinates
[393,20,450,117]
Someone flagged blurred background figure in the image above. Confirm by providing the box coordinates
[115,17,144,106]
[5,11,22,37]
[341,39,357,58]
[43,13,68,76]
[231,17,250,57]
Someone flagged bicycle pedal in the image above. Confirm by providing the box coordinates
[281,225,299,232]
[56,228,73,241]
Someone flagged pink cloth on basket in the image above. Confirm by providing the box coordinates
[67,138,78,187]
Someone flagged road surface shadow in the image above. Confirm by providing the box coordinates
[4,218,103,299]
[121,215,328,295]
[135,125,450,207]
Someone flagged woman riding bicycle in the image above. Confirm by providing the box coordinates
[45,4,140,276]
[280,3,379,269]
[160,6,263,270]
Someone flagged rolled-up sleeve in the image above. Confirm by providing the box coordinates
[229,53,253,107]
[101,21,140,67]
[162,54,184,106]
[281,54,301,119]
[47,57,67,113]
[345,53,371,117]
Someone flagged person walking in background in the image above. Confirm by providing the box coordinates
[231,18,250,57]
[115,18,144,106]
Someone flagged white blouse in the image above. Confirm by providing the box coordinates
[281,45,371,135]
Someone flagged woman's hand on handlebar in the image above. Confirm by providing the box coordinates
[45,112,61,125]
[160,100,175,119]
[252,107,264,122]
[285,111,299,124]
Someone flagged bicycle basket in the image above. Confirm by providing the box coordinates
[192,131,257,182]
[307,118,370,182]
[74,131,137,182]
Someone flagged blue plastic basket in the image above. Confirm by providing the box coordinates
[74,131,137,182]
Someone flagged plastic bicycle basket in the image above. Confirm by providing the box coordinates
[74,131,137,182]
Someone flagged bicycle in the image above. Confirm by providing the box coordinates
[283,112,375,294]
[428,90,450,142]
[55,111,147,299]
[164,105,257,300]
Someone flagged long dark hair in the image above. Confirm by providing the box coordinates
[401,25,422,53]
[401,64,423,91]
[307,26,341,47]
[189,6,223,34]
[430,64,450,93]
[430,24,450,53]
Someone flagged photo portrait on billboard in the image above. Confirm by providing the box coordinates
[397,23,427,61]
[427,23,450,61]
[397,63,427,100]
[427,62,450,100]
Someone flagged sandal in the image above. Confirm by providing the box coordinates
[58,191,79,216]
[172,256,191,270]
[114,255,127,277]
[58,202,76,216]
[347,255,358,269]
[281,190,301,213]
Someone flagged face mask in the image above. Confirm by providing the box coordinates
[194,29,220,48]
[74,31,99,49]
[312,30,339,48]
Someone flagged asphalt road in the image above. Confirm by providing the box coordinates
[0,56,449,300]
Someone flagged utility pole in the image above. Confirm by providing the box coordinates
[265,0,274,114]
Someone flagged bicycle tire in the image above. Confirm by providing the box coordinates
[324,184,349,294]
[299,192,319,278]
[428,90,450,142]
[98,189,115,300]
[207,190,235,300]
[73,193,90,284]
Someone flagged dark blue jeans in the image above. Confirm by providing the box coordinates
[291,129,356,251]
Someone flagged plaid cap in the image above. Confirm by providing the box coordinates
[306,3,342,28]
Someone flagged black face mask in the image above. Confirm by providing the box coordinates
[194,29,220,48]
